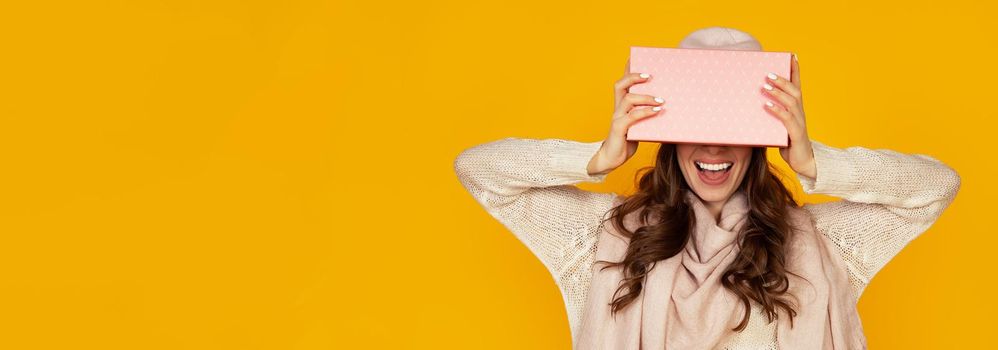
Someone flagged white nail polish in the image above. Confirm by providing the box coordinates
[639,73,650,78]
[765,101,774,107]
[652,106,661,111]
[767,72,777,80]
[654,97,664,103]
[763,83,774,91]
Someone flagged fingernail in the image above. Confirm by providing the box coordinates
[654,97,664,103]
[793,53,798,62]
[763,83,774,91]
[765,101,774,107]
[652,106,661,111]
[767,72,777,80]
[639,73,650,78]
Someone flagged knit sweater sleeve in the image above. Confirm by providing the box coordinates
[795,140,961,300]
[452,137,620,341]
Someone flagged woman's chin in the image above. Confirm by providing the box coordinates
[692,184,733,202]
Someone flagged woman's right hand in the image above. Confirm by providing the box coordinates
[587,64,665,176]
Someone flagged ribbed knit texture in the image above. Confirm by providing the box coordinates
[453,137,960,349]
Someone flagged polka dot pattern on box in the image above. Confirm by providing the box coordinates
[626,46,792,147]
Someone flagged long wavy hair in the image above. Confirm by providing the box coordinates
[596,143,807,331]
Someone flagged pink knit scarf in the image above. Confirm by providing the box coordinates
[576,188,867,349]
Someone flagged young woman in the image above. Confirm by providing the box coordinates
[453,27,961,349]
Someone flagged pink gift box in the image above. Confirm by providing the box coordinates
[625,46,793,147]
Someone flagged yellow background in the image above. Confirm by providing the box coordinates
[0,0,992,348]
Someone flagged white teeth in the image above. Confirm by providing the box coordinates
[696,161,732,171]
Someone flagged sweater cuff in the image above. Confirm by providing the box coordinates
[547,139,609,183]
[796,140,857,195]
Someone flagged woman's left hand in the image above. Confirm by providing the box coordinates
[763,54,817,179]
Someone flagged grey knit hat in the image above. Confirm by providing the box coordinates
[678,26,762,51]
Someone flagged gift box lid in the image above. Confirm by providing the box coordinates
[625,46,792,147]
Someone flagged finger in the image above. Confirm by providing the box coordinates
[626,93,665,108]
[790,54,801,90]
[616,93,665,115]
[614,72,652,107]
[761,83,802,116]
[765,72,801,100]
[626,104,663,122]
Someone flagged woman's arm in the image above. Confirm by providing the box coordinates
[453,136,620,338]
[796,139,962,299]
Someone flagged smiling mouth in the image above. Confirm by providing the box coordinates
[694,160,734,173]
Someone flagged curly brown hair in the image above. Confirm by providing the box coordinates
[596,143,808,331]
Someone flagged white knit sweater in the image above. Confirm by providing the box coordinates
[453,137,961,349]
